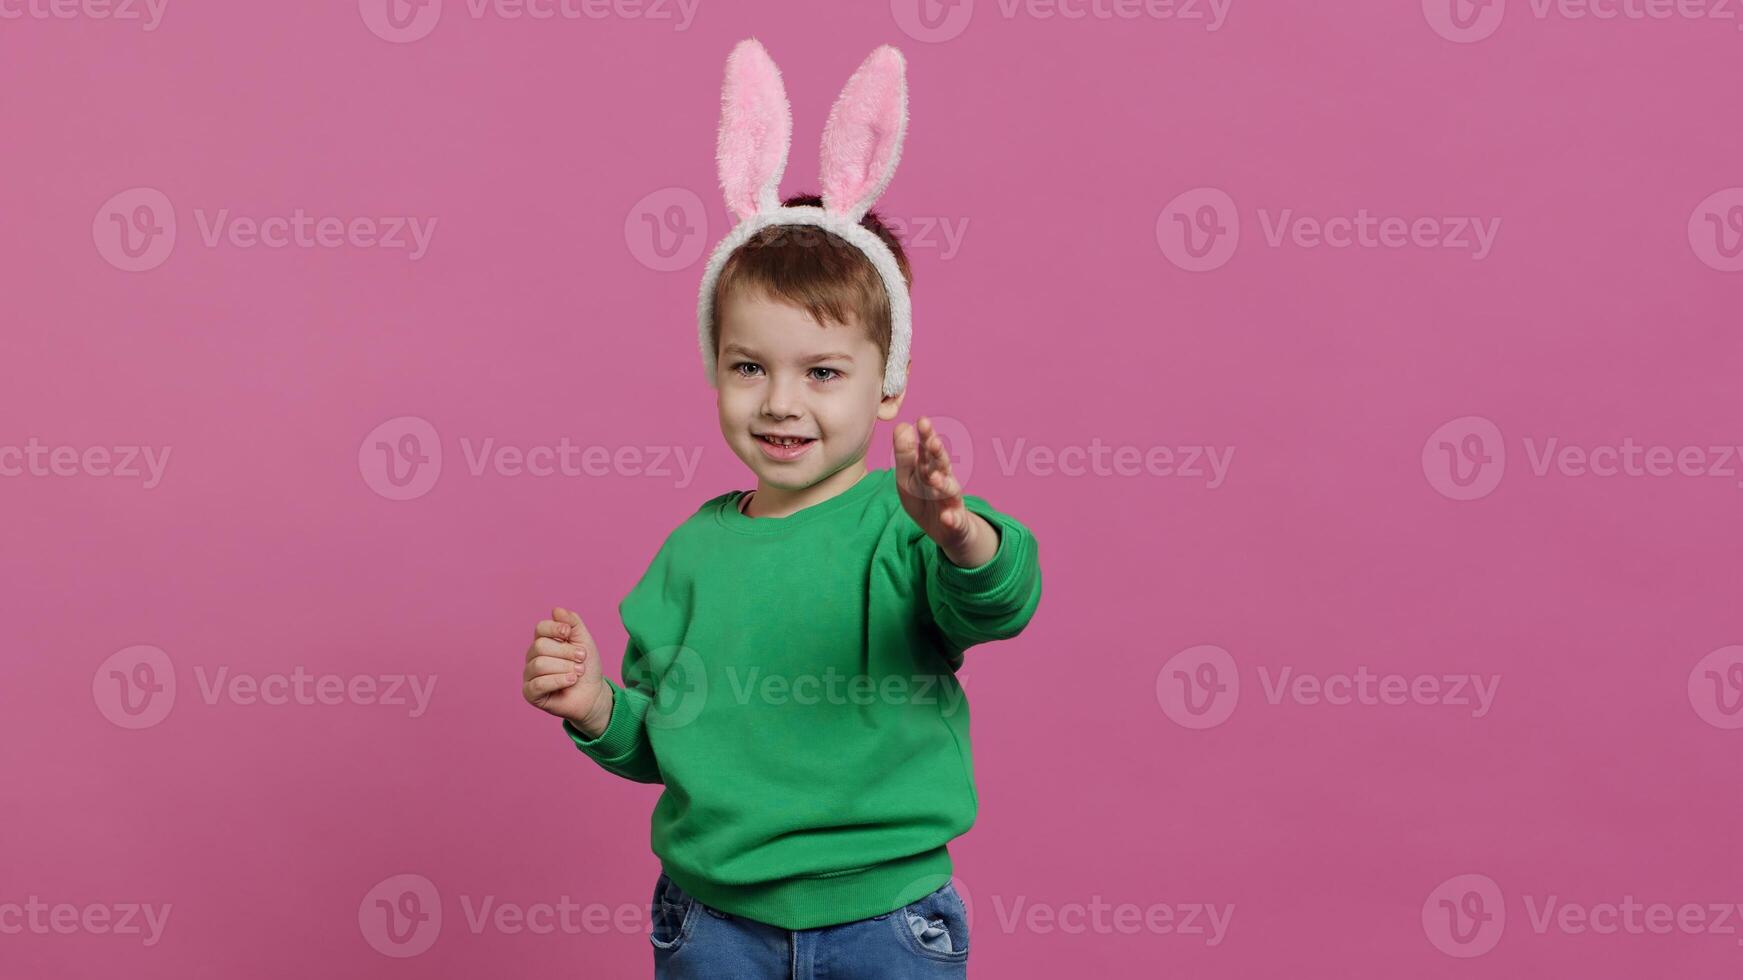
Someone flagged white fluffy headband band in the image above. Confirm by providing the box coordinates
[695,39,913,398]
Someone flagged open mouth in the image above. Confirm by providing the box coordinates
[755,434,817,460]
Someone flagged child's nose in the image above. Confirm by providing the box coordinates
[761,374,802,418]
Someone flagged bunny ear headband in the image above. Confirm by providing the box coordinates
[696,38,913,398]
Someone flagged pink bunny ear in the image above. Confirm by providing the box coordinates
[717,39,793,223]
[820,46,909,221]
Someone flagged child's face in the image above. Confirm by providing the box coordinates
[715,287,905,490]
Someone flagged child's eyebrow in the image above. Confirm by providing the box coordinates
[722,345,854,364]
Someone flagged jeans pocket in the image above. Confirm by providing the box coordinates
[891,882,970,962]
[649,873,697,952]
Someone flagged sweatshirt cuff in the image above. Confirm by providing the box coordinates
[562,679,643,764]
[934,506,1034,609]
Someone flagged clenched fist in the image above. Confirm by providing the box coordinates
[522,607,613,737]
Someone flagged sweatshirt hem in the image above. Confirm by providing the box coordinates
[661,846,953,931]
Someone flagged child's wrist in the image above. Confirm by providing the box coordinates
[569,686,615,739]
[941,512,998,569]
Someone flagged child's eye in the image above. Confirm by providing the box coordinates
[730,362,839,383]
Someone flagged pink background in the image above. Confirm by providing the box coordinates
[5,0,1742,976]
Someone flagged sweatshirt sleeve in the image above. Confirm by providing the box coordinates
[561,636,664,784]
[919,494,1043,667]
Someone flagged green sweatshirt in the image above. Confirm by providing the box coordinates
[563,466,1042,930]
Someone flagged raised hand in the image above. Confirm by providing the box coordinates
[893,416,996,568]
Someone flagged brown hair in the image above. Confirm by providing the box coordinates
[709,193,913,375]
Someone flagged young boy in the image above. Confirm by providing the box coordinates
[520,41,1041,978]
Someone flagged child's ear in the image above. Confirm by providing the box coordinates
[877,361,909,420]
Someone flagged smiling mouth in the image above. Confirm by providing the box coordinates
[757,435,815,446]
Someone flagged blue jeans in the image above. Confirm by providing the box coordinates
[649,870,970,979]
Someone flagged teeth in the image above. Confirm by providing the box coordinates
[763,436,808,446]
